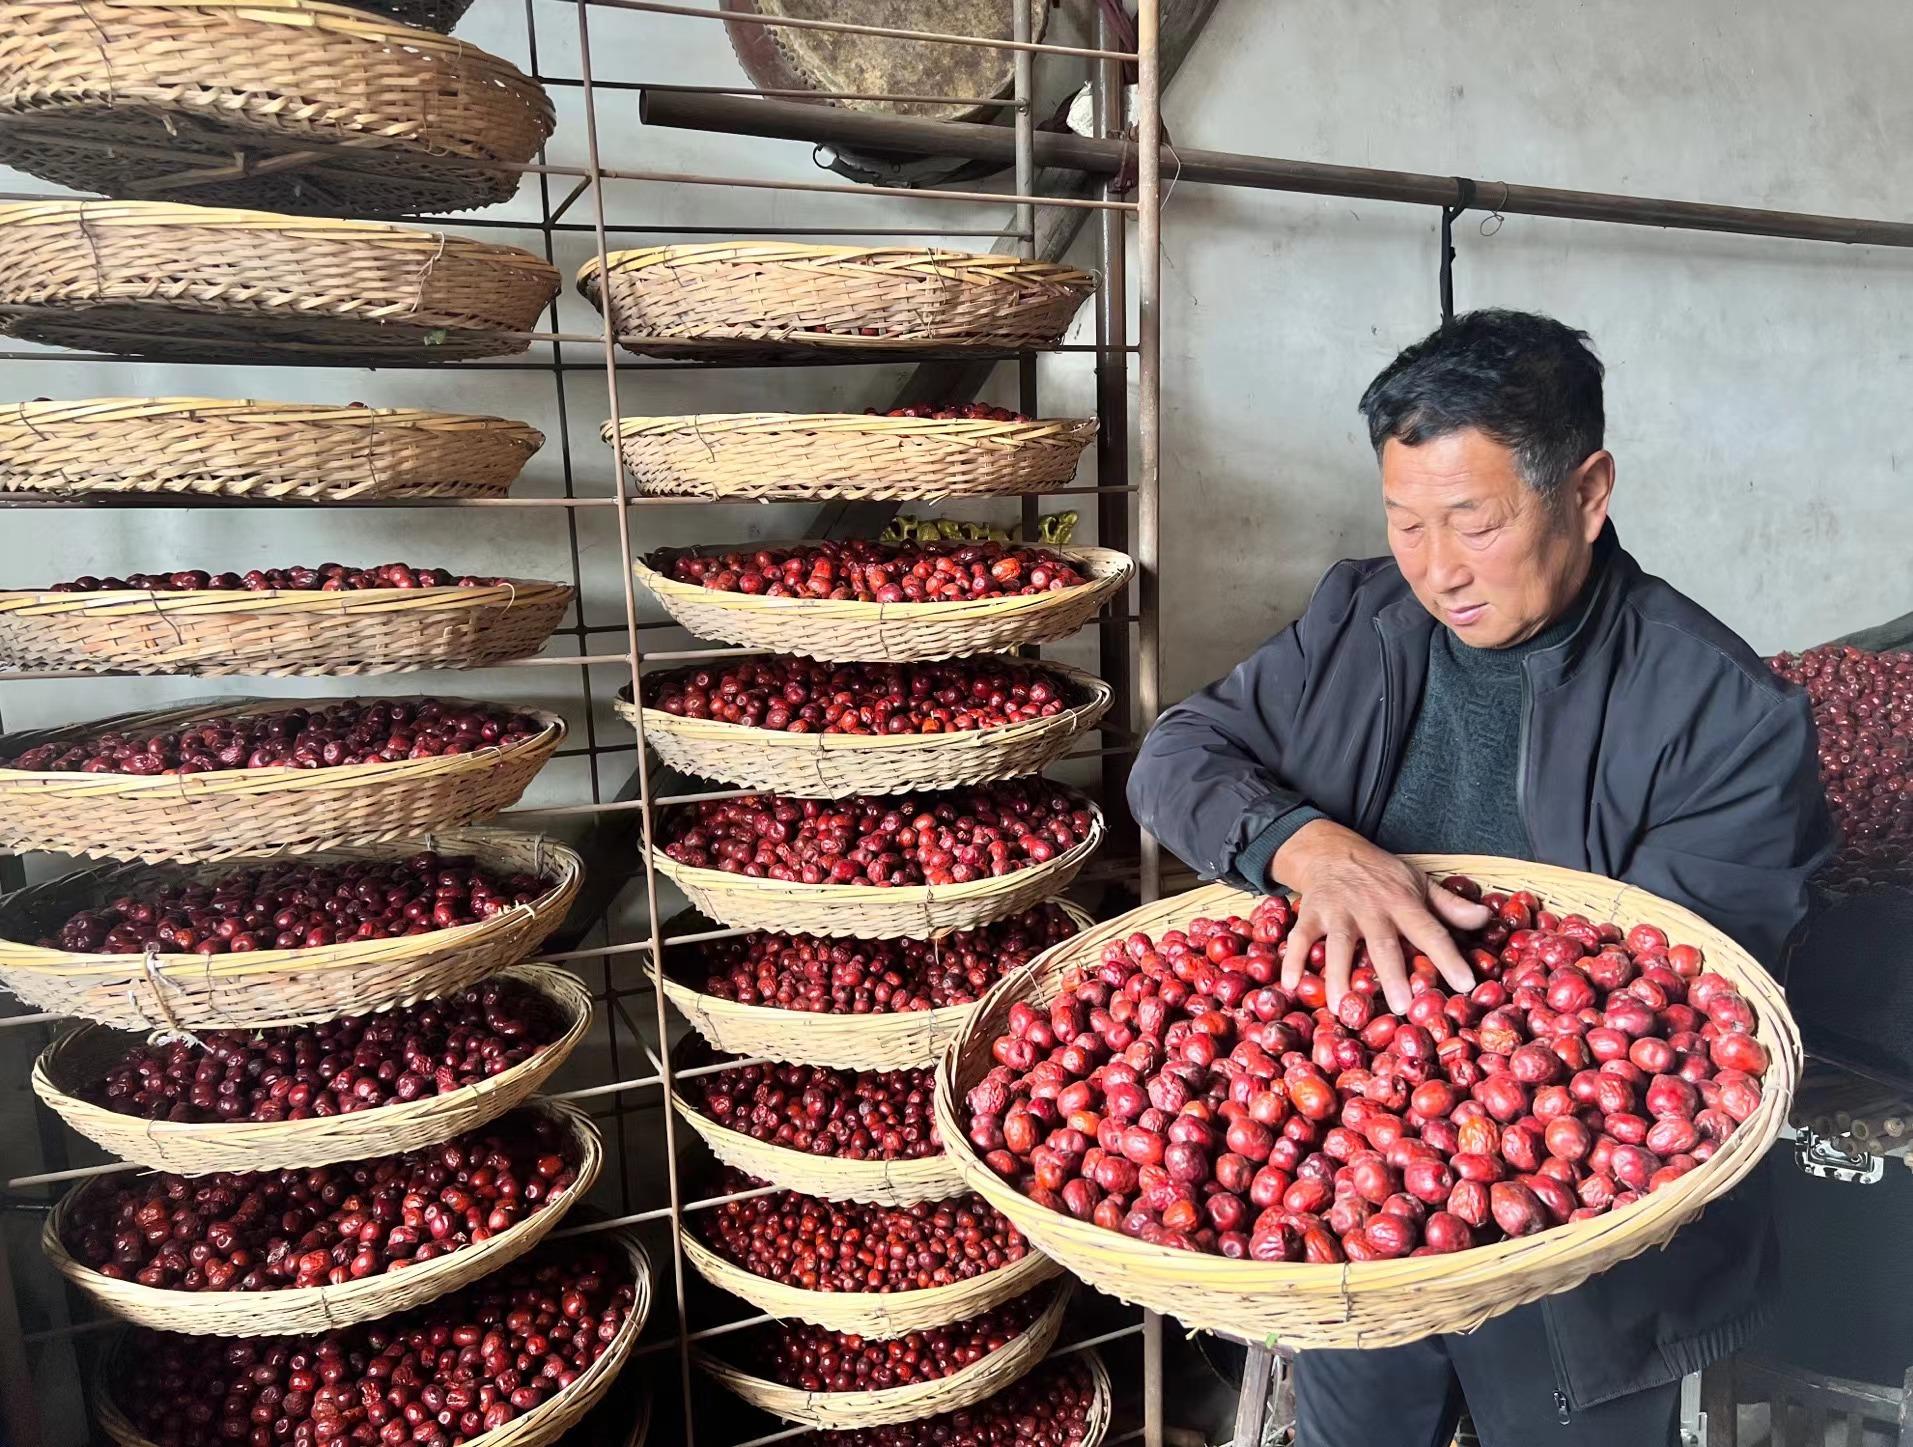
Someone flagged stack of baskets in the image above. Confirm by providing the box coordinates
[598,242,1125,1440]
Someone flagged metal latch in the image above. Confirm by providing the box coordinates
[1794,1127,1885,1183]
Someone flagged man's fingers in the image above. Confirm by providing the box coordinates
[1362,920,1412,1015]
[1323,925,1356,1011]
[1402,910,1479,996]
[1427,879,1494,930]
[1282,911,1321,992]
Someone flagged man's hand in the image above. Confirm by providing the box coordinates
[1272,819,1493,1014]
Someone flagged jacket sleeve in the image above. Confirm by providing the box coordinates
[1126,569,1351,891]
[1625,689,1834,973]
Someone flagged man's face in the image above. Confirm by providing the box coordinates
[1381,428,1612,649]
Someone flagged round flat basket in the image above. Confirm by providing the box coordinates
[0,0,554,216]
[604,412,1098,502]
[656,899,1094,1073]
[32,963,593,1173]
[652,798,1103,940]
[92,1231,653,1447]
[578,243,1096,360]
[0,201,560,363]
[43,1099,603,1336]
[0,398,543,501]
[0,577,574,676]
[0,828,582,1031]
[634,545,1133,664]
[693,1279,1072,1430]
[933,858,1803,1350]
[621,662,1112,797]
[682,1222,1058,1340]
[0,696,566,864]
[667,1035,962,1206]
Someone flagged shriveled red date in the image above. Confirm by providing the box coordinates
[728,1290,1046,1392]
[46,563,505,593]
[651,538,1087,603]
[647,657,1074,735]
[686,1062,939,1162]
[802,1357,1099,1445]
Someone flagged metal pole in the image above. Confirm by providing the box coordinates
[1013,0,1039,547]
[638,90,1913,251]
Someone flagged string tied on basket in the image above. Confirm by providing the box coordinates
[140,945,205,1050]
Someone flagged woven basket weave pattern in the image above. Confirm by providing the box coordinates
[0,399,542,500]
[0,201,560,362]
[656,899,1095,1073]
[606,412,1097,502]
[0,829,582,1031]
[622,664,1112,798]
[0,0,554,216]
[651,800,1103,941]
[0,577,574,676]
[0,696,566,863]
[933,860,1803,1349]
[33,964,594,1174]
[579,243,1096,358]
[93,1231,653,1447]
[692,1279,1072,1430]
[44,1100,603,1336]
[634,545,1133,664]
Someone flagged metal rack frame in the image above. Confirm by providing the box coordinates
[0,3,1166,1445]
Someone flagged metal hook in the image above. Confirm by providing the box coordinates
[1439,177,1479,324]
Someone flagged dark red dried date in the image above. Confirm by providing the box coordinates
[652,538,1086,603]
[803,1357,1098,1446]
[46,563,505,594]
[728,1290,1046,1392]
[866,404,1031,422]
[687,1062,938,1162]
[646,657,1073,735]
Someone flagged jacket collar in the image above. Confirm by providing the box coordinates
[1375,520,1636,687]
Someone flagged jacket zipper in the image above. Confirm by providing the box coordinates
[1514,659,1538,857]
[1363,618,1400,834]
[1542,1299,1575,1425]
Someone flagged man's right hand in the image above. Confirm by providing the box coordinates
[1271,819,1493,1015]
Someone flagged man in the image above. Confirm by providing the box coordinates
[1127,310,1833,1446]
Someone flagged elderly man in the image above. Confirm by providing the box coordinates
[1128,311,1832,1446]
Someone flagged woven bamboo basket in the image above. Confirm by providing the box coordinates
[43,1100,602,1336]
[693,1279,1072,1430]
[620,663,1111,798]
[682,1223,1058,1340]
[0,576,574,676]
[0,200,560,362]
[0,0,555,217]
[633,546,1133,664]
[934,859,1803,1350]
[651,799,1103,940]
[0,696,566,863]
[93,1231,652,1447]
[667,1035,963,1206]
[655,899,1094,1073]
[33,963,593,1173]
[0,398,543,501]
[604,412,1098,502]
[578,243,1096,360]
[0,829,581,1031]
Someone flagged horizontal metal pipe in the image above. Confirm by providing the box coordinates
[640,91,1913,250]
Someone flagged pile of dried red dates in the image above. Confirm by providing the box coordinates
[802,1357,1098,1446]
[646,657,1074,734]
[728,1290,1047,1392]
[110,1242,637,1446]
[691,905,1084,1014]
[964,879,1770,1261]
[684,1062,939,1162]
[44,564,505,593]
[866,404,1032,422]
[37,850,549,956]
[2,700,547,775]
[1770,644,1912,892]
[660,783,1094,886]
[651,538,1086,602]
[699,1173,1030,1292]
[61,1108,578,1290]
[79,976,564,1123]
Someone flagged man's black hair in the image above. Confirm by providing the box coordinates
[1358,309,1605,497]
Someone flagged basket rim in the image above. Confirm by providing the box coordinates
[0,577,575,611]
[652,794,1105,907]
[576,241,1097,289]
[605,411,1099,438]
[622,659,1111,757]
[49,0,545,67]
[0,827,583,984]
[91,1228,654,1447]
[634,543,1133,619]
[932,859,1802,1323]
[691,1276,1073,1425]
[41,1098,603,1334]
[0,397,546,439]
[33,962,594,1156]
[0,695,567,791]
